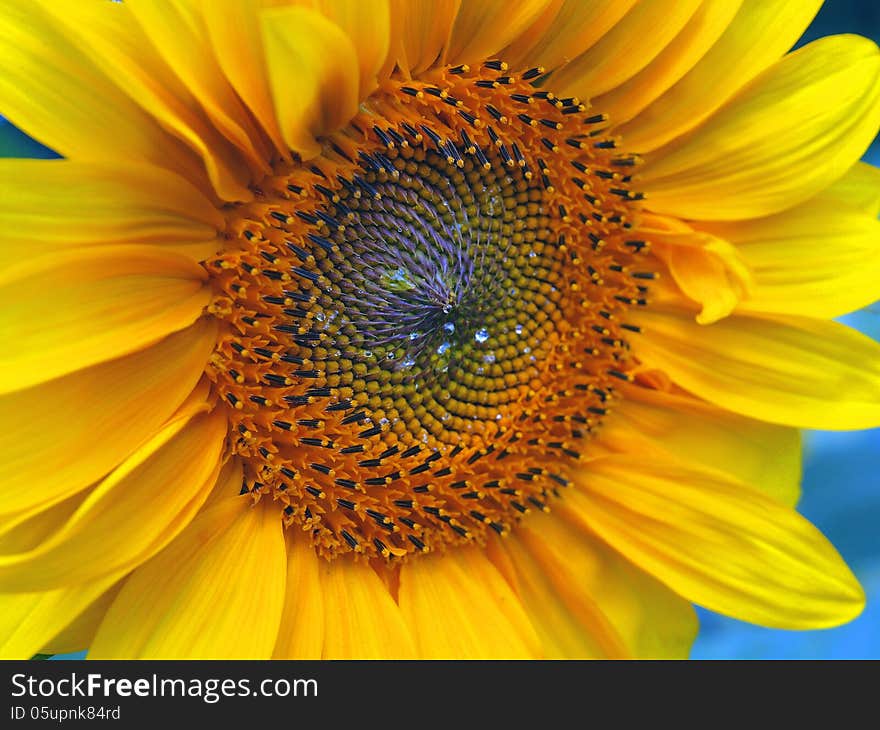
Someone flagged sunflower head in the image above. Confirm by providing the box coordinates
[0,0,878,660]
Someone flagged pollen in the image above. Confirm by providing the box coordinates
[205,62,651,560]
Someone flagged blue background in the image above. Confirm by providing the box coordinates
[1,1,877,660]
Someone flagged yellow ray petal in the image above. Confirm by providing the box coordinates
[0,408,226,591]
[273,530,324,659]
[821,161,880,218]
[203,457,244,509]
[0,319,217,516]
[199,0,290,160]
[260,6,360,160]
[0,491,89,555]
[594,0,742,128]
[501,0,638,73]
[0,375,213,543]
[694,195,880,320]
[640,214,752,324]
[562,457,864,629]
[125,0,273,177]
[618,0,822,152]
[0,159,222,267]
[41,584,121,655]
[450,545,543,657]
[639,35,880,220]
[0,245,210,394]
[0,0,205,189]
[398,546,540,658]
[319,558,416,659]
[306,0,391,100]
[604,384,801,506]
[384,0,460,78]
[444,0,553,69]
[551,0,701,100]
[38,0,253,201]
[0,573,123,659]
[90,497,286,659]
[633,306,880,430]
[486,534,614,659]
[496,515,697,659]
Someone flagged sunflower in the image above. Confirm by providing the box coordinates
[0,0,878,660]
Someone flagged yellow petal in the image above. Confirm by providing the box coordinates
[398,546,540,658]
[42,584,121,655]
[633,306,880,430]
[0,491,89,555]
[0,0,204,190]
[125,0,273,177]
[486,534,615,659]
[594,0,742,128]
[203,456,244,509]
[642,214,753,324]
[562,457,865,629]
[319,557,416,659]
[0,319,217,516]
[384,0,459,78]
[0,573,123,659]
[38,0,252,201]
[199,0,290,160]
[639,35,880,220]
[551,0,702,100]
[822,161,880,218]
[496,515,697,658]
[273,529,324,659]
[501,0,638,73]
[0,408,226,591]
[0,245,210,394]
[260,6,360,159]
[694,194,880,319]
[618,0,822,152]
[444,0,554,69]
[90,497,286,659]
[603,384,801,506]
[306,0,390,100]
[0,159,222,267]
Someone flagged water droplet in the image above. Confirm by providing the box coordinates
[436,342,451,356]
[442,303,453,314]
[475,328,490,343]
[523,346,531,354]
[363,350,373,358]
[514,324,524,335]
[528,250,537,258]
[386,351,396,360]
[483,353,496,364]
[443,321,455,334]
[401,355,416,369]
[314,312,325,322]
[408,331,420,341]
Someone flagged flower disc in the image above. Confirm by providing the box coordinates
[208,62,652,558]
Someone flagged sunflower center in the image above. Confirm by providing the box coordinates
[205,61,651,559]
